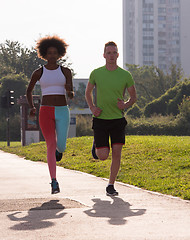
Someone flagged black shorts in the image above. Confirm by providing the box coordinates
[92,117,127,148]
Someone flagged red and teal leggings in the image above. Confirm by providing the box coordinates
[39,105,70,179]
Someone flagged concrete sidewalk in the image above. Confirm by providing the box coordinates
[0,150,189,240]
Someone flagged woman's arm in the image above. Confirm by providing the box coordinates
[26,68,42,116]
[61,67,74,99]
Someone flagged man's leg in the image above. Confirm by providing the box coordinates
[109,144,123,184]
[96,147,110,160]
[92,118,110,160]
[108,118,127,184]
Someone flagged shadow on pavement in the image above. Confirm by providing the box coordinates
[7,200,67,231]
[84,196,146,225]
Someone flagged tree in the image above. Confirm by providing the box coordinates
[125,64,183,108]
[169,64,184,87]
[178,96,190,122]
[0,40,42,78]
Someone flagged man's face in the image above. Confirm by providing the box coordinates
[103,46,119,64]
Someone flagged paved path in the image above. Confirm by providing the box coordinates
[0,150,190,240]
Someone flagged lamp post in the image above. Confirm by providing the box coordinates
[0,90,15,146]
[7,90,14,146]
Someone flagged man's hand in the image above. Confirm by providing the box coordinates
[117,98,126,110]
[90,105,102,117]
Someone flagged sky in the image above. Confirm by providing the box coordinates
[0,0,123,78]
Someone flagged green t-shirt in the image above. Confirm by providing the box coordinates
[89,66,134,119]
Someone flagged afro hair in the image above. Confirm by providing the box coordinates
[36,35,68,60]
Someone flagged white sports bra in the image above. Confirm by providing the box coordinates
[39,66,66,96]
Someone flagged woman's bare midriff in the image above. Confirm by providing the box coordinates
[41,95,67,106]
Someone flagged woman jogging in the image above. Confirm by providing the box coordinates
[26,35,74,194]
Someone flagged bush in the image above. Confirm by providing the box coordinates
[127,104,142,118]
[144,98,167,117]
[144,81,190,117]
[0,114,20,141]
[125,114,190,136]
[76,114,190,137]
[175,97,190,135]
[76,113,190,137]
[178,96,190,121]
[76,115,93,137]
[1,110,189,142]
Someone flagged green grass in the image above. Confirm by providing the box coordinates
[0,135,190,200]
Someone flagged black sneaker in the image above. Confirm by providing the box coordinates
[106,185,118,196]
[91,140,99,159]
[51,178,60,194]
[55,149,63,162]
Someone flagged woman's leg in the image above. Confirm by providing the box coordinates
[39,106,57,179]
[55,106,70,153]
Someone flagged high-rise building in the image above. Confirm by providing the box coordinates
[123,0,190,76]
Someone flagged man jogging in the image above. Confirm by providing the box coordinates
[85,41,137,196]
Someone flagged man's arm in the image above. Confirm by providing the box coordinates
[85,82,102,117]
[117,85,137,110]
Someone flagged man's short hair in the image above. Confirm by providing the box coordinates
[104,41,118,53]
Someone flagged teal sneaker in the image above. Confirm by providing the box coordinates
[106,185,118,196]
[55,149,63,162]
[51,178,60,194]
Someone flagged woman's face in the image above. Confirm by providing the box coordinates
[45,47,60,63]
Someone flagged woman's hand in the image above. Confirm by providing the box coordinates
[67,91,74,99]
[29,107,36,117]
[65,83,74,99]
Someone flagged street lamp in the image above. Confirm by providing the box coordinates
[0,90,15,146]
[8,90,15,107]
[0,90,15,108]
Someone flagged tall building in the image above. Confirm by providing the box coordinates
[123,0,190,76]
